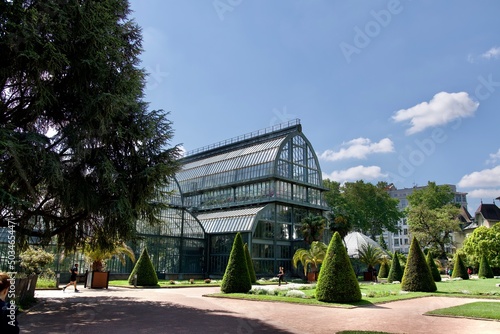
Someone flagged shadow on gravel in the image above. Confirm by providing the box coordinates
[20,296,292,334]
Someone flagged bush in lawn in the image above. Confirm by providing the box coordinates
[401,237,437,292]
[221,232,252,293]
[478,254,494,278]
[128,248,158,286]
[378,261,390,279]
[315,232,361,303]
[426,250,441,282]
[244,243,257,284]
[451,252,469,280]
[387,252,403,283]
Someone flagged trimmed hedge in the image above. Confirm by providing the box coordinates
[426,250,441,282]
[221,232,252,293]
[244,243,257,284]
[451,253,469,280]
[401,237,437,292]
[128,248,158,286]
[478,254,494,278]
[378,261,390,279]
[315,232,361,303]
[387,252,403,283]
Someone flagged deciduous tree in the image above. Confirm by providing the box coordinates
[462,224,500,269]
[406,182,461,260]
[323,179,401,239]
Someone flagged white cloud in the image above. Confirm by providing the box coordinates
[392,92,479,135]
[318,138,394,161]
[486,149,500,165]
[458,165,500,188]
[465,188,500,199]
[323,165,387,182]
[481,46,500,59]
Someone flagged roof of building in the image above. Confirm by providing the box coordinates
[475,203,500,221]
[458,205,473,223]
[343,232,388,258]
[195,206,267,234]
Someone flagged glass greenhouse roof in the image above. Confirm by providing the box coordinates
[176,137,286,183]
[196,206,266,234]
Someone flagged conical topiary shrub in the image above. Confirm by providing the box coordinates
[478,254,494,279]
[378,261,390,279]
[128,248,158,286]
[451,253,468,280]
[244,243,257,284]
[426,250,441,282]
[316,232,361,303]
[221,232,252,293]
[401,237,437,292]
[387,252,403,283]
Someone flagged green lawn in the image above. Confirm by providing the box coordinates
[109,279,220,287]
[426,301,500,321]
[208,278,500,307]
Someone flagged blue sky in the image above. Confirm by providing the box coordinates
[128,0,500,213]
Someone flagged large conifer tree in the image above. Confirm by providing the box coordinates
[0,0,180,250]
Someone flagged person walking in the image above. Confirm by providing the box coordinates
[277,266,286,286]
[0,272,20,333]
[62,264,79,292]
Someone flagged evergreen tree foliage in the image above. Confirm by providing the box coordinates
[128,248,158,286]
[244,243,257,284]
[378,261,390,279]
[221,233,252,293]
[0,0,181,250]
[315,232,361,303]
[451,253,469,280]
[478,254,494,279]
[401,237,437,292]
[378,234,388,251]
[387,252,403,283]
[426,250,442,282]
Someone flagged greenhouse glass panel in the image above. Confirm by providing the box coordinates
[253,220,274,239]
[182,239,205,273]
[251,243,274,258]
[252,259,275,276]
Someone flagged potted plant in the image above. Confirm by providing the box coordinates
[358,243,384,281]
[84,241,136,288]
[292,241,327,282]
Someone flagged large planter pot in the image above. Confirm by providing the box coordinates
[307,272,318,282]
[15,274,38,303]
[363,271,373,281]
[85,271,110,289]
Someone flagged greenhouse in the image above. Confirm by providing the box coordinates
[134,119,329,278]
